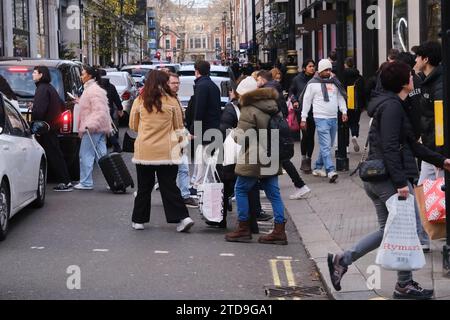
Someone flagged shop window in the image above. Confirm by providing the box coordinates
[37,0,49,58]
[391,0,408,52]
[12,0,30,57]
[426,0,441,42]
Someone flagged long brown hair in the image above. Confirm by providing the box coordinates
[142,70,174,113]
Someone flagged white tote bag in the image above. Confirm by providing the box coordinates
[197,159,224,223]
[222,103,242,166]
[375,195,426,271]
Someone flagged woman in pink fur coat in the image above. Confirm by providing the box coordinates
[74,65,111,190]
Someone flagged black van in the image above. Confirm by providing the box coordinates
[0,58,83,180]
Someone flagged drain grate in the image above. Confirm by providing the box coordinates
[264,285,325,298]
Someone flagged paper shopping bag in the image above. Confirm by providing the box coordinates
[415,185,446,240]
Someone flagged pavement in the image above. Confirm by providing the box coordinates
[279,112,450,300]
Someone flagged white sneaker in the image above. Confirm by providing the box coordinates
[154,183,159,190]
[132,222,145,230]
[352,137,360,152]
[312,169,327,177]
[73,183,93,190]
[328,171,339,183]
[289,186,311,200]
[177,217,194,232]
[260,190,266,198]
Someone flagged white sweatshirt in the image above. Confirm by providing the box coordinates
[301,82,347,121]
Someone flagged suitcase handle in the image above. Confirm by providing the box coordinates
[85,127,102,160]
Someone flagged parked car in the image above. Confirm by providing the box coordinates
[0,94,49,241]
[104,71,138,123]
[177,65,235,109]
[0,58,83,180]
[120,65,154,86]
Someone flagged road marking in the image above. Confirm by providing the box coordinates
[30,246,45,250]
[276,256,293,260]
[269,259,301,300]
[154,250,169,254]
[284,260,296,287]
[93,249,109,252]
[220,253,235,257]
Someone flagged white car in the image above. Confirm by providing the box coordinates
[0,94,49,241]
[104,71,138,118]
[177,65,235,108]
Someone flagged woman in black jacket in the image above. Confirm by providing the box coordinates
[327,61,450,300]
[32,66,73,192]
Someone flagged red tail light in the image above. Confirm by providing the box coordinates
[121,91,131,101]
[61,110,72,133]
[9,67,29,73]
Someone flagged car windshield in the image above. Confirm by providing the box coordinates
[122,68,150,77]
[106,75,127,87]
[178,70,229,78]
[0,66,64,99]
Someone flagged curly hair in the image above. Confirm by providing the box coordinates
[142,70,174,113]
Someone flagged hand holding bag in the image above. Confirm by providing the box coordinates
[122,130,137,153]
[375,195,426,271]
[197,159,224,223]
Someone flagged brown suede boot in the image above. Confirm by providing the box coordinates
[225,221,252,243]
[300,158,312,174]
[258,222,288,245]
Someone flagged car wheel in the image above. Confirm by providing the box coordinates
[0,180,10,241]
[31,160,46,208]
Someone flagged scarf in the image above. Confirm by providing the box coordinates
[310,76,348,102]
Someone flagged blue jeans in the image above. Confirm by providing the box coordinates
[314,118,338,173]
[235,176,285,224]
[79,133,107,187]
[177,154,191,199]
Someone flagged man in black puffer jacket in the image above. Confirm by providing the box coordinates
[32,66,73,192]
[414,41,444,184]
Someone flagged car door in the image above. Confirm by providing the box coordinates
[5,103,39,201]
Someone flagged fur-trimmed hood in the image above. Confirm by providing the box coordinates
[239,88,279,115]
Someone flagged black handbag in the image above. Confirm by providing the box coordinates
[122,130,137,153]
[358,159,389,182]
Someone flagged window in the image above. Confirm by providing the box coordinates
[391,0,408,52]
[202,38,206,48]
[425,0,441,42]
[215,27,220,33]
[0,1,4,56]
[12,0,30,57]
[165,38,171,49]
[190,38,194,49]
[227,38,231,49]
[195,38,201,49]
[37,0,49,58]
[195,25,201,31]
[176,39,181,49]
[4,102,26,137]
[215,38,220,49]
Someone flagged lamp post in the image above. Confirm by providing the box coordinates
[286,0,298,89]
[441,0,450,278]
[223,11,228,61]
[335,0,349,172]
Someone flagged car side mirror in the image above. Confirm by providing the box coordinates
[30,121,50,135]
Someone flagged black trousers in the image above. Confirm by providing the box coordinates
[348,109,361,138]
[282,160,306,189]
[301,115,315,158]
[36,131,71,184]
[132,165,189,224]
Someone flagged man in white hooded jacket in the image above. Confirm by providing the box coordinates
[300,59,348,183]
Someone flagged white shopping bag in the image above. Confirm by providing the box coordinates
[197,159,224,223]
[223,130,242,166]
[375,195,426,271]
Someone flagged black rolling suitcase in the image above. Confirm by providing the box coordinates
[86,128,134,193]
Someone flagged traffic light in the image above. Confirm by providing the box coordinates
[155,51,161,60]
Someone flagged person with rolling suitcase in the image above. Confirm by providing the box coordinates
[129,70,194,233]
[74,65,111,190]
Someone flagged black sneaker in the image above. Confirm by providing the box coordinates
[189,187,197,196]
[184,197,199,208]
[257,211,273,221]
[393,281,434,300]
[327,253,348,291]
[53,183,73,192]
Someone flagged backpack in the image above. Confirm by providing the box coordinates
[267,112,294,162]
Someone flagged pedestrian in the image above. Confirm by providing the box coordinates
[327,61,450,299]
[99,71,124,153]
[167,72,199,209]
[387,48,400,63]
[129,70,194,232]
[328,50,338,74]
[257,70,311,199]
[209,77,261,231]
[31,66,73,192]
[414,41,444,185]
[74,65,111,190]
[225,77,288,245]
[289,59,316,174]
[300,59,348,183]
[189,61,221,194]
[271,68,283,83]
[343,57,366,153]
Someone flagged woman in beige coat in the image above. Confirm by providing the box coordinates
[129,70,194,232]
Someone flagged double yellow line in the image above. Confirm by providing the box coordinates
[269,258,300,300]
